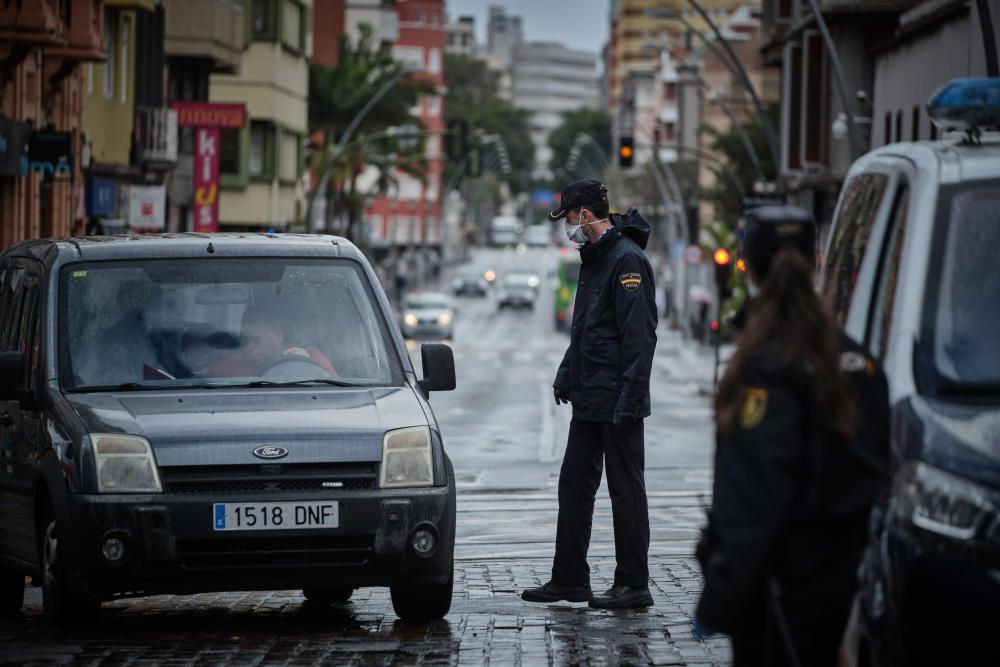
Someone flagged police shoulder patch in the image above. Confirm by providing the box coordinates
[840,351,867,373]
[619,272,642,292]
[739,387,768,430]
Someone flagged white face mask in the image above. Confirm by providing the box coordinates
[564,209,608,244]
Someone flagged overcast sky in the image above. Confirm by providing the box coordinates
[445,0,611,56]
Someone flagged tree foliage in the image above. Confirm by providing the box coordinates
[443,54,535,193]
[699,105,779,229]
[547,109,611,177]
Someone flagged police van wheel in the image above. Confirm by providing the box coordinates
[302,587,353,604]
[390,572,453,622]
[0,567,24,614]
[41,516,100,626]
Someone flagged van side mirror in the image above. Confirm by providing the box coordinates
[418,344,456,394]
[0,352,23,401]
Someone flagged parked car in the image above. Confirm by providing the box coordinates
[0,234,457,625]
[822,79,1000,666]
[451,270,489,297]
[497,273,538,310]
[401,292,455,340]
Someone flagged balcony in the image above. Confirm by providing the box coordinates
[134,106,178,167]
[165,0,244,74]
[45,0,106,62]
[0,0,62,48]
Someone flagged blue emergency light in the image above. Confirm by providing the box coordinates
[926,78,1000,132]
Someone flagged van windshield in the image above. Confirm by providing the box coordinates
[60,259,403,391]
[928,180,1000,393]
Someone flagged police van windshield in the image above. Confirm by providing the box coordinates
[927,180,1000,393]
[61,259,403,390]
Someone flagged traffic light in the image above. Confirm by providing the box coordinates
[444,118,469,160]
[713,247,732,300]
[618,136,634,168]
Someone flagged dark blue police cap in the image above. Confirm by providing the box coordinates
[548,179,609,221]
[741,205,816,279]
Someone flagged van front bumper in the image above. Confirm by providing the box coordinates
[63,486,455,598]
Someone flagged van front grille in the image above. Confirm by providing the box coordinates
[160,463,378,495]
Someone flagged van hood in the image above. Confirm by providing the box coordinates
[65,387,428,466]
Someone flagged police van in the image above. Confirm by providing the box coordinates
[0,234,457,625]
[819,79,1000,665]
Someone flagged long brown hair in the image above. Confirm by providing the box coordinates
[715,247,855,439]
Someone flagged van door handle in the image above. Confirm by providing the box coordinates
[0,413,11,426]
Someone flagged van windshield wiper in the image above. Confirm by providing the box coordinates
[245,379,362,388]
[68,383,159,392]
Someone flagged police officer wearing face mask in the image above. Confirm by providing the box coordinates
[521,179,658,609]
[694,205,890,666]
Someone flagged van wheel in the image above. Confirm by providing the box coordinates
[0,567,24,614]
[41,517,100,626]
[390,573,453,622]
[302,587,353,604]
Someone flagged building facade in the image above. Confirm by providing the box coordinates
[164,0,244,232]
[760,0,919,225]
[445,15,475,56]
[365,0,446,250]
[0,0,106,248]
[344,0,399,45]
[210,0,312,231]
[485,5,522,70]
[511,42,600,180]
[82,0,176,234]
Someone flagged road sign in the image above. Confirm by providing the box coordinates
[683,245,704,267]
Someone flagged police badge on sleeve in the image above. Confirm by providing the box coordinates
[619,272,642,292]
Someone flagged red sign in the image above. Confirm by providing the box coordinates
[194,128,220,233]
[171,101,246,129]
[683,245,704,267]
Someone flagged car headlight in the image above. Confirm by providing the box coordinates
[91,434,162,493]
[403,313,418,327]
[528,276,540,288]
[895,462,994,540]
[380,426,433,488]
[437,313,452,326]
[484,270,496,282]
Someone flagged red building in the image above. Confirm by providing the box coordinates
[366,0,445,251]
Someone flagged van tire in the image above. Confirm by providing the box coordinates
[302,587,353,604]
[41,516,100,626]
[0,568,24,614]
[390,572,453,622]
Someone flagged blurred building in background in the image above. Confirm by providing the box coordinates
[485,5,522,70]
[210,0,312,231]
[82,1,174,236]
[512,42,600,180]
[446,15,476,56]
[0,0,107,248]
[364,0,446,258]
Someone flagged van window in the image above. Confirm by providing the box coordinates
[926,180,1000,391]
[867,184,910,360]
[60,259,404,390]
[822,173,889,325]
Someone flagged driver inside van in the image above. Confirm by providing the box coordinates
[239,305,337,377]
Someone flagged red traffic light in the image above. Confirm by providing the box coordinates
[710,320,720,332]
[713,248,731,266]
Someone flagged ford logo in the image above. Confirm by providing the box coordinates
[253,446,288,460]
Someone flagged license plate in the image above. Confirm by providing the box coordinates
[212,501,339,531]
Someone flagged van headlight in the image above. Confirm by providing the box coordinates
[92,434,162,493]
[403,313,418,327]
[437,313,452,326]
[379,427,433,488]
[895,462,993,540]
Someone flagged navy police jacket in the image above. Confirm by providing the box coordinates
[554,209,658,423]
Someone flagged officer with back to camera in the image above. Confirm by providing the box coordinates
[521,179,658,609]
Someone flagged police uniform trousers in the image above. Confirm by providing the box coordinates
[552,417,650,587]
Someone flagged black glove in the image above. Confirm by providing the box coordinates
[613,410,638,427]
[554,387,570,405]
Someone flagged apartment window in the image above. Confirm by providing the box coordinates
[912,106,920,141]
[664,123,676,142]
[786,42,803,170]
[884,112,892,146]
[426,96,441,117]
[802,33,825,165]
[895,110,903,143]
[280,130,300,181]
[219,128,241,176]
[87,63,93,95]
[427,48,441,74]
[393,45,424,71]
[103,11,116,98]
[283,0,305,51]
[120,15,130,104]
[249,121,276,178]
[252,0,278,39]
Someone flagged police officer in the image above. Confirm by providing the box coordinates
[521,179,658,609]
[694,206,890,666]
